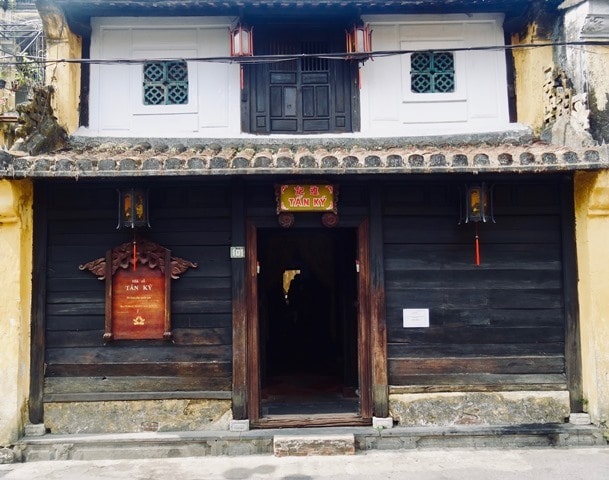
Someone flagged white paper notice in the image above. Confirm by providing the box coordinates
[403,308,430,328]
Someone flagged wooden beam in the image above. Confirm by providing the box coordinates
[231,179,247,419]
[388,373,568,388]
[246,221,260,421]
[29,183,48,424]
[369,185,388,417]
[390,383,568,394]
[44,391,232,402]
[253,414,370,429]
[561,175,583,412]
[357,219,372,419]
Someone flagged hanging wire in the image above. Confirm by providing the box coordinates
[0,39,608,68]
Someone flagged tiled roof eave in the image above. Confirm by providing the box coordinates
[1,145,607,178]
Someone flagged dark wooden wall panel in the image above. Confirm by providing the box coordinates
[43,181,233,401]
[383,180,568,391]
[40,177,572,401]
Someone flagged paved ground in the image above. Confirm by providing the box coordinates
[1,447,609,480]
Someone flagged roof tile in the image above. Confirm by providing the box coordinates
[1,138,608,178]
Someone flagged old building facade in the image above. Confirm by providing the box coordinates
[2,0,609,444]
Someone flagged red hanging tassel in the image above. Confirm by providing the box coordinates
[133,239,137,271]
[474,224,481,266]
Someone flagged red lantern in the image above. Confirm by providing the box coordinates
[230,24,253,57]
[346,24,372,55]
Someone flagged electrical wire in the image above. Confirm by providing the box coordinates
[0,39,608,67]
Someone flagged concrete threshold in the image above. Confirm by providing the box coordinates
[273,433,356,456]
[13,424,607,462]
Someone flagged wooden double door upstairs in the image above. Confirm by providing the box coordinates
[244,25,358,134]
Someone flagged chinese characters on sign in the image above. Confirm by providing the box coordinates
[278,184,336,213]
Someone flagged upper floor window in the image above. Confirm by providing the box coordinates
[143,61,189,105]
[410,51,455,94]
[243,25,358,134]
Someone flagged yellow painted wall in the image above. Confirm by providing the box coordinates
[0,179,33,446]
[38,0,82,134]
[511,23,554,134]
[574,170,609,425]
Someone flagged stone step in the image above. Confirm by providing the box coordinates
[12,424,607,463]
[273,434,355,457]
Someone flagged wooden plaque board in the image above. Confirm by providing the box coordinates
[104,242,172,341]
[108,255,170,340]
[80,238,197,342]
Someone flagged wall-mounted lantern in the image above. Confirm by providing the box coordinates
[459,183,495,266]
[117,188,150,230]
[230,23,254,57]
[346,24,372,56]
[461,183,495,224]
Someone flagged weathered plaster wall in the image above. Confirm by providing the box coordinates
[44,399,232,434]
[584,45,609,143]
[562,0,609,143]
[389,391,570,426]
[0,179,33,446]
[37,0,82,134]
[511,23,554,134]
[574,170,609,425]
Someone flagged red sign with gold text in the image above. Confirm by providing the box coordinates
[278,184,336,212]
[111,265,166,340]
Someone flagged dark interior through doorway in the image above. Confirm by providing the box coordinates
[257,227,359,417]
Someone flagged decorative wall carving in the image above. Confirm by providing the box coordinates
[543,66,590,132]
[581,14,609,39]
[80,238,197,280]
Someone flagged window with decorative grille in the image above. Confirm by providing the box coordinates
[143,61,189,105]
[410,51,455,93]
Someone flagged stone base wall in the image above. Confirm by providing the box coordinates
[389,391,570,427]
[43,399,232,434]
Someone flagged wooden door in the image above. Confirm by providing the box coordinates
[243,221,373,426]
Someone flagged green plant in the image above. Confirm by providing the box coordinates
[13,53,42,89]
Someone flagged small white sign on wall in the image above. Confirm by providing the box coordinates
[230,246,245,259]
[403,308,430,328]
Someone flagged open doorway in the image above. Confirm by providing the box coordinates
[257,228,359,417]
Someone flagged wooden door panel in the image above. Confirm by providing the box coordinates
[302,72,329,84]
[302,87,315,117]
[303,119,330,132]
[271,119,298,131]
[315,86,330,116]
[270,73,296,84]
[284,87,297,116]
[270,86,283,117]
